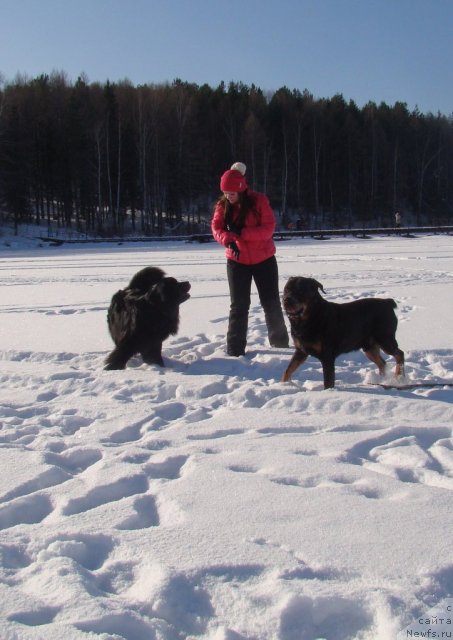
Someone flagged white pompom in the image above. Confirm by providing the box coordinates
[230,162,246,176]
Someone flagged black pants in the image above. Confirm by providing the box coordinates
[226,255,289,355]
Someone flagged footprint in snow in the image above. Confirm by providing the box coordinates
[62,474,149,516]
[106,404,187,445]
[229,465,384,499]
[116,494,160,529]
[341,425,453,490]
[43,447,103,474]
[187,428,245,441]
[0,494,53,529]
[278,592,372,640]
[8,606,60,627]
[37,533,114,570]
[144,455,189,480]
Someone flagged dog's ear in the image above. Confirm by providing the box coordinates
[284,276,298,290]
[314,279,325,294]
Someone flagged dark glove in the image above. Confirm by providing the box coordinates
[228,241,240,260]
[225,221,241,235]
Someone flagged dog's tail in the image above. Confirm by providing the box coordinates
[107,290,138,344]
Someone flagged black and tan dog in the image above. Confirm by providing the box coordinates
[282,277,404,389]
[105,267,191,370]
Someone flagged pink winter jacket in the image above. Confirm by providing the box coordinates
[211,190,277,265]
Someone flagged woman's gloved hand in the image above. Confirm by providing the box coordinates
[228,241,240,260]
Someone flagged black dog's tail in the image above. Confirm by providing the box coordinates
[107,290,138,345]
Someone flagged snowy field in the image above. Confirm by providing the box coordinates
[0,232,453,640]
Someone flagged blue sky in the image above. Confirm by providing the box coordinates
[1,0,452,115]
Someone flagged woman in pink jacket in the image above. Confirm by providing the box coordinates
[211,162,289,356]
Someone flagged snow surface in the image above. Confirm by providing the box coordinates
[0,232,453,640]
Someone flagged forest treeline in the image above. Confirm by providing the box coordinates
[0,72,452,236]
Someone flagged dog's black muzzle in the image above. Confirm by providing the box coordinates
[180,282,191,302]
[284,300,307,320]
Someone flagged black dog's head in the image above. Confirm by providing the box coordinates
[127,267,191,305]
[283,277,325,319]
[128,266,166,292]
[152,277,191,306]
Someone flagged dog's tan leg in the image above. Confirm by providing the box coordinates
[393,348,405,377]
[363,345,387,375]
[380,344,405,377]
[282,350,308,382]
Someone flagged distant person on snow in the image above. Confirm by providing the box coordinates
[395,211,402,229]
[211,162,289,357]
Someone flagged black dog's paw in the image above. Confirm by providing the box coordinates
[141,348,165,368]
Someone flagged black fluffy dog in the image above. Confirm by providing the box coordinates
[105,267,191,370]
[282,277,405,389]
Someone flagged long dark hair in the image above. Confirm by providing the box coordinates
[217,190,258,228]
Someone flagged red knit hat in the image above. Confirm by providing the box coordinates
[220,169,248,192]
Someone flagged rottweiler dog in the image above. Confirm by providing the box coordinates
[105,267,191,370]
[282,277,404,389]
